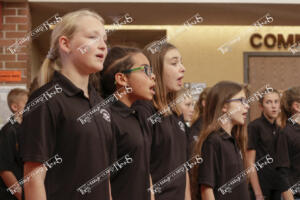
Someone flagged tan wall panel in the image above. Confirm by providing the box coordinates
[248,55,300,120]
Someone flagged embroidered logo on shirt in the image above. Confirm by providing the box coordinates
[178,121,185,132]
[100,109,111,122]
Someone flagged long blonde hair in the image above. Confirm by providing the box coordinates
[33,9,104,92]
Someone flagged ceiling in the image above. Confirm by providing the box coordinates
[29,2,300,26]
[24,2,300,67]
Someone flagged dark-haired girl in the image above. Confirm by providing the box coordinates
[100,46,156,200]
[191,81,250,200]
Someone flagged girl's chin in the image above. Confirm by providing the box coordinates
[170,86,181,92]
[238,119,246,125]
[136,93,153,101]
[145,94,154,101]
[83,66,103,74]
[232,118,245,125]
[89,64,104,72]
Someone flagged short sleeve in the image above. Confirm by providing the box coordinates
[197,140,219,188]
[247,123,259,150]
[20,101,57,163]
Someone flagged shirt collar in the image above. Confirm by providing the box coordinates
[261,113,277,128]
[111,100,136,118]
[52,71,92,97]
[219,127,233,140]
[218,128,241,151]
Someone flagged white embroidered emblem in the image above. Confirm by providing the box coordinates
[100,109,111,122]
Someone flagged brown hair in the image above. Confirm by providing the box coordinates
[191,81,248,199]
[33,9,104,90]
[280,86,300,128]
[100,46,142,98]
[192,87,210,124]
[143,42,180,116]
[258,88,280,104]
[7,88,28,112]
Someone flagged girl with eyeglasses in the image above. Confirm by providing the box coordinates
[133,42,190,200]
[190,81,251,200]
[99,46,156,200]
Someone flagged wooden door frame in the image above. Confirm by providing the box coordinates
[243,51,300,84]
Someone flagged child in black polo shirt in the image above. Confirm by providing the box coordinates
[246,88,289,200]
[0,88,28,200]
[19,10,115,200]
[176,88,195,159]
[133,42,189,200]
[191,81,251,200]
[276,86,300,200]
[100,46,156,200]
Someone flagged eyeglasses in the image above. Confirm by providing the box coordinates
[226,98,248,105]
[121,65,153,78]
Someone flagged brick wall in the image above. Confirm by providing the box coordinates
[0,2,31,87]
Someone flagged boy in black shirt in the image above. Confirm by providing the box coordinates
[0,88,28,200]
[247,88,288,200]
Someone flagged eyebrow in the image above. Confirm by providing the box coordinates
[133,63,148,68]
[169,57,180,62]
[91,30,107,40]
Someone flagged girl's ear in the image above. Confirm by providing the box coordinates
[292,101,300,113]
[222,103,228,113]
[11,103,18,113]
[58,36,71,54]
[115,72,129,87]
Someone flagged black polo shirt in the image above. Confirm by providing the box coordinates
[20,71,115,200]
[188,116,203,158]
[0,122,23,200]
[247,114,285,191]
[197,128,250,200]
[133,100,187,200]
[110,101,150,200]
[276,120,300,193]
